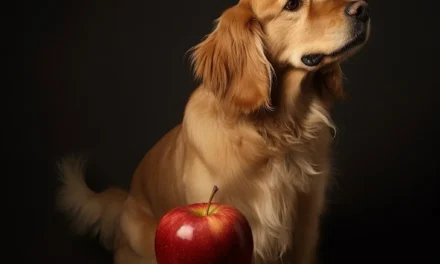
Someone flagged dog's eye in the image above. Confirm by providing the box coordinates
[284,0,300,11]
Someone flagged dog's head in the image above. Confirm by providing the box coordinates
[191,0,370,112]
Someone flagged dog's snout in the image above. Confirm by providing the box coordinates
[345,1,370,23]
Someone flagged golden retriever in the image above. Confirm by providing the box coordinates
[57,0,370,263]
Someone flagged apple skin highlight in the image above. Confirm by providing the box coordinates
[154,202,254,264]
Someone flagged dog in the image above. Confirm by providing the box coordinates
[57,0,370,263]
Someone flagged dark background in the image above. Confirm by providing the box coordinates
[7,0,438,263]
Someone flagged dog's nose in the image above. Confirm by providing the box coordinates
[345,1,370,22]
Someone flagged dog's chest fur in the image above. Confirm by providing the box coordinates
[248,140,330,263]
[221,103,333,263]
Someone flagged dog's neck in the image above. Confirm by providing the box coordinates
[248,66,334,151]
[265,66,318,119]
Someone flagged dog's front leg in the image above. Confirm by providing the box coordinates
[291,171,329,264]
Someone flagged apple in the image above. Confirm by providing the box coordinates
[154,185,254,264]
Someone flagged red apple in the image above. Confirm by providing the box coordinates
[154,185,254,264]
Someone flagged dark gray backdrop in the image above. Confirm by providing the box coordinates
[8,0,438,263]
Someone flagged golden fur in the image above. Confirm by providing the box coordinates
[57,0,370,263]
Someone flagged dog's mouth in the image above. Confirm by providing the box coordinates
[301,31,367,67]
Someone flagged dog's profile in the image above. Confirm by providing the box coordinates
[57,0,370,263]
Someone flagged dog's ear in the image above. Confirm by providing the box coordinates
[190,3,272,113]
[317,63,346,102]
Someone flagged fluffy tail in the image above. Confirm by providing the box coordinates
[56,155,128,251]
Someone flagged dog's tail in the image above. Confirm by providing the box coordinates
[55,155,128,251]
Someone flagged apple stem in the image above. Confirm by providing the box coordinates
[206,185,219,216]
